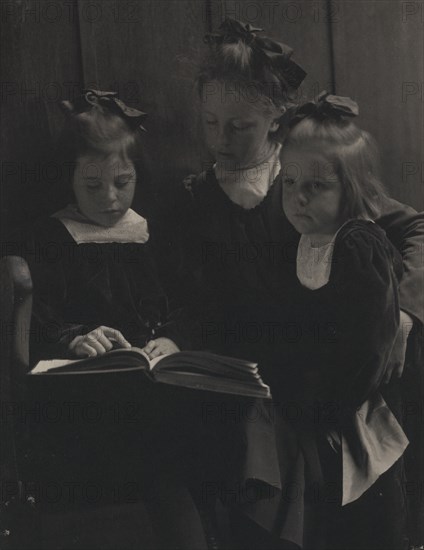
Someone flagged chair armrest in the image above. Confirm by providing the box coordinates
[0,256,33,401]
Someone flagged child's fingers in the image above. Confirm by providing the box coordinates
[69,332,110,357]
[85,333,108,355]
[143,340,157,354]
[101,327,131,348]
[76,342,98,358]
[148,346,163,359]
[69,335,84,351]
[91,331,114,352]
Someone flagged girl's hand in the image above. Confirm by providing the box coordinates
[69,326,131,358]
[143,337,180,360]
[383,310,414,384]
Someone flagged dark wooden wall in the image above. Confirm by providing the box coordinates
[1,0,423,239]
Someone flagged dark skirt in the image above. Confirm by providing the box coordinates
[24,374,295,521]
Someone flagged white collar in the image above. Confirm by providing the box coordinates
[297,234,336,290]
[296,220,355,289]
[52,204,150,244]
[214,143,282,210]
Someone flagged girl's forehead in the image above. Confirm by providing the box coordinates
[201,80,272,119]
[282,144,337,176]
[283,142,333,162]
[77,150,134,169]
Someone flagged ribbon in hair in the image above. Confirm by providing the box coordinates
[290,90,359,126]
[204,17,307,90]
[61,89,147,131]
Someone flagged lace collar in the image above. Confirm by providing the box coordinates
[214,143,282,210]
[296,220,364,289]
[52,204,150,244]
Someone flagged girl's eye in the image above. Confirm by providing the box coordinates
[283,178,296,187]
[86,180,101,190]
[115,178,130,188]
[232,122,250,131]
[312,181,322,190]
[205,119,217,126]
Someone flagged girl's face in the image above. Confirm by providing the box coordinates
[281,144,346,241]
[201,80,280,169]
[72,152,136,227]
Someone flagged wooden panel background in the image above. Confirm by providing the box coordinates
[331,0,424,208]
[1,0,423,241]
[225,0,333,97]
[77,0,208,188]
[0,0,82,236]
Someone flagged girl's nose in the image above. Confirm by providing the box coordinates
[103,184,118,204]
[216,125,230,149]
[296,190,308,207]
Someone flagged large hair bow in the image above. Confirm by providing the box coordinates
[60,89,147,131]
[290,90,359,126]
[204,18,306,91]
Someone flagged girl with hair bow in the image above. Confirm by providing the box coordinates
[24,89,209,550]
[276,91,410,550]
[174,18,424,549]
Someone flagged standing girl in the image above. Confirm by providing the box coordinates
[179,18,422,373]
[176,17,424,549]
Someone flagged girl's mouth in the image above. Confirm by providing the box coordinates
[294,212,311,219]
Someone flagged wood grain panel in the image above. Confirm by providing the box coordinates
[331,0,423,210]
[224,0,333,101]
[77,0,209,199]
[0,0,81,236]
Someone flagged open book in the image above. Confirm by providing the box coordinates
[30,348,271,399]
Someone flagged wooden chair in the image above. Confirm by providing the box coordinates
[0,256,40,549]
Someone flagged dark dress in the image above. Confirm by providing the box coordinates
[19,216,186,501]
[19,214,215,549]
[23,214,284,516]
[174,168,424,548]
[25,216,183,364]
[176,169,423,348]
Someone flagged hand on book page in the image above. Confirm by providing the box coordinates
[142,337,180,360]
[69,326,131,358]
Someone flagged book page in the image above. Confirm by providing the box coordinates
[148,353,170,371]
[31,359,81,374]
[30,347,150,375]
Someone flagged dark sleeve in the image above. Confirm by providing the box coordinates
[150,174,211,350]
[25,218,90,362]
[175,173,210,295]
[138,239,192,351]
[375,196,424,324]
[322,227,400,411]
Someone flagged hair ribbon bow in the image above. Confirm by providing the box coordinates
[204,18,307,90]
[290,90,359,126]
[61,89,147,131]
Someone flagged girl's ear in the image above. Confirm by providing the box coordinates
[269,119,280,133]
[269,106,286,134]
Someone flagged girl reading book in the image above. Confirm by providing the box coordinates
[23,90,208,550]
[26,89,181,364]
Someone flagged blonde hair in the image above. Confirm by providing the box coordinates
[198,38,294,112]
[285,117,387,220]
[66,106,141,160]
